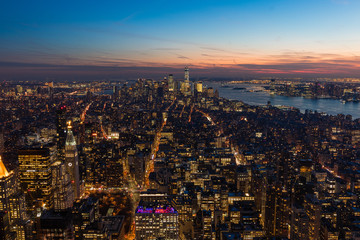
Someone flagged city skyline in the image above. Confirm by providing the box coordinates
[1,0,360,80]
[1,1,360,237]
[1,67,360,239]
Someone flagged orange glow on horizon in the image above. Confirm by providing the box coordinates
[3,50,360,78]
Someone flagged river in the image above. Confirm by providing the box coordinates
[204,81,360,120]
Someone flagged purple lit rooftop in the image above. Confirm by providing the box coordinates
[136,205,177,214]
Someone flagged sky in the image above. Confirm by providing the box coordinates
[1,0,360,80]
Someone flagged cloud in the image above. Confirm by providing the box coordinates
[1,59,360,81]
[200,46,250,56]
[2,48,360,80]
[201,47,227,52]
[177,56,190,59]
[152,48,182,51]
[0,61,186,80]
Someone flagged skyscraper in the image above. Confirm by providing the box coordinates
[65,121,80,198]
[181,66,191,96]
[113,85,119,101]
[0,156,28,240]
[135,202,179,240]
[56,106,67,150]
[8,193,27,240]
[18,148,53,206]
[264,184,290,237]
[184,66,189,82]
[195,81,203,93]
[304,194,321,240]
[168,74,175,92]
[51,161,74,211]
[0,155,16,216]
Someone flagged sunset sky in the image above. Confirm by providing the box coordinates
[1,0,360,80]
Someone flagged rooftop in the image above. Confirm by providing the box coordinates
[135,205,177,214]
[0,156,9,177]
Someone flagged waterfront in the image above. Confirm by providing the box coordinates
[205,81,360,119]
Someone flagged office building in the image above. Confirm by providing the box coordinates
[0,156,16,213]
[39,210,73,239]
[72,197,100,239]
[51,161,74,211]
[56,106,68,150]
[168,74,175,92]
[65,121,80,198]
[135,202,179,240]
[181,66,191,96]
[8,193,27,240]
[265,184,290,237]
[195,81,203,93]
[304,194,321,240]
[0,156,27,240]
[18,148,53,206]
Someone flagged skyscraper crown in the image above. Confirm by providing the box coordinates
[65,129,76,146]
[0,156,9,177]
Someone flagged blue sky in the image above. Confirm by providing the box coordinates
[1,0,360,79]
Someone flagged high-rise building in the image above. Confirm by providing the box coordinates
[56,106,67,150]
[320,218,338,240]
[16,85,23,94]
[304,194,321,240]
[113,85,119,101]
[206,87,214,98]
[105,151,123,188]
[65,121,80,199]
[264,184,290,237]
[184,66,189,82]
[181,66,191,96]
[139,189,168,203]
[290,206,309,240]
[236,165,250,193]
[0,156,27,240]
[135,202,179,240]
[193,210,213,239]
[72,197,100,240]
[0,156,16,216]
[51,161,74,211]
[81,216,125,240]
[39,210,73,239]
[168,74,175,92]
[18,148,53,206]
[8,193,27,240]
[195,81,203,94]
